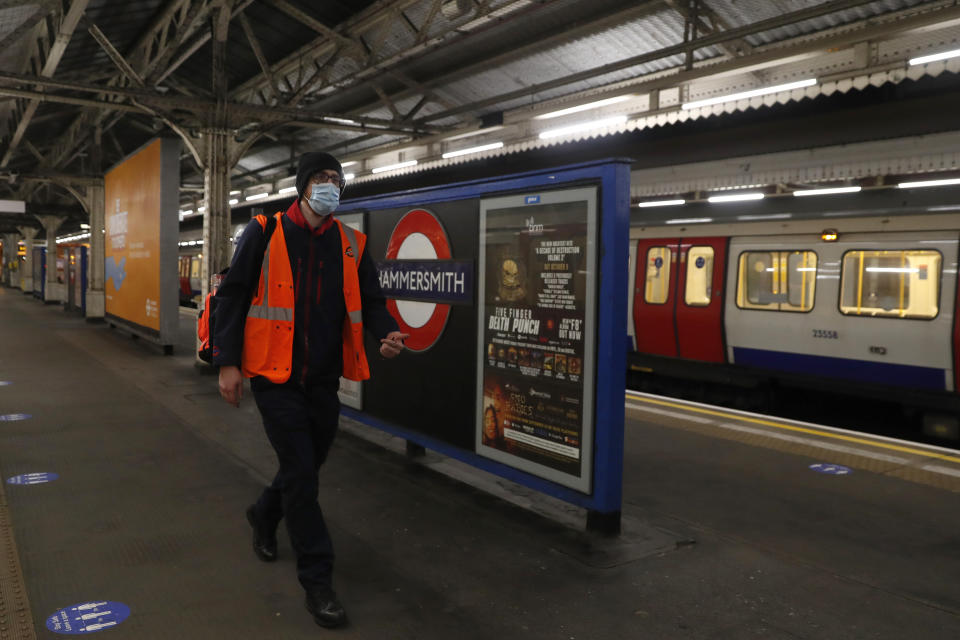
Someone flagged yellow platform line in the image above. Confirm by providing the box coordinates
[625,391,960,465]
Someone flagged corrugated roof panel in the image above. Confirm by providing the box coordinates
[55,0,163,78]
[0,4,37,42]
[432,10,703,118]
[703,0,936,48]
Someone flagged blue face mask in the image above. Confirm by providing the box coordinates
[307,183,339,215]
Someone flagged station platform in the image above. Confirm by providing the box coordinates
[1,285,958,639]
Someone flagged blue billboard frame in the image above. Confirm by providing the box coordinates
[337,158,630,518]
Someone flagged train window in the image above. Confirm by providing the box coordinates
[644,246,671,304]
[190,256,201,279]
[684,246,714,306]
[839,250,941,319]
[736,251,817,312]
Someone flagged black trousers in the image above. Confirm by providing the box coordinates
[251,381,340,592]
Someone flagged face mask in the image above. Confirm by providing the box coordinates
[307,182,339,215]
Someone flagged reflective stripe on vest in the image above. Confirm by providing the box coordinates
[246,237,294,322]
[337,219,370,381]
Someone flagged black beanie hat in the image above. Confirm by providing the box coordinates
[295,151,344,198]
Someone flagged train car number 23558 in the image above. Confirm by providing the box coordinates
[812,329,839,339]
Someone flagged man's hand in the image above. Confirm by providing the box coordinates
[219,365,243,407]
[380,331,410,359]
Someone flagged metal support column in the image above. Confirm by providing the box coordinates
[85,182,105,319]
[200,1,236,308]
[35,215,65,303]
[201,131,232,303]
[86,125,106,319]
[15,227,38,293]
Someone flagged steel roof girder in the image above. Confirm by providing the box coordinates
[409,0,920,125]
[0,70,434,135]
[325,0,667,122]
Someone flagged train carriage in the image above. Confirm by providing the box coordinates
[628,212,960,439]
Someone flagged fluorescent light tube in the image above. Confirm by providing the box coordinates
[898,178,960,189]
[443,126,505,141]
[340,161,357,168]
[229,190,240,196]
[343,173,355,180]
[538,115,627,139]
[682,79,816,110]
[179,210,193,216]
[708,193,765,203]
[442,141,504,159]
[736,213,791,220]
[909,49,960,66]
[371,160,418,174]
[246,193,269,201]
[865,267,919,273]
[536,95,634,120]
[278,186,297,195]
[229,199,239,205]
[793,186,861,197]
[635,199,686,208]
[665,217,713,224]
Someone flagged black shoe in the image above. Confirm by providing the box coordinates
[245,505,277,562]
[305,588,347,628]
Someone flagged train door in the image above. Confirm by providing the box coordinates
[633,239,680,357]
[675,238,727,362]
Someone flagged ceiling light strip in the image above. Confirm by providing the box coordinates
[635,199,685,208]
[898,178,960,189]
[665,218,713,225]
[442,141,504,159]
[909,48,960,66]
[682,79,817,110]
[371,160,418,174]
[793,186,861,197]
[707,193,765,203]
[539,115,627,140]
[536,95,634,120]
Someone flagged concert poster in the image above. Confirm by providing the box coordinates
[476,187,597,493]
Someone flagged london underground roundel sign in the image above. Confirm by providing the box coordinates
[379,209,472,352]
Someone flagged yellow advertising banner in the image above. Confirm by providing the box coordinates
[104,139,163,331]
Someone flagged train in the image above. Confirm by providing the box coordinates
[178,222,247,307]
[626,210,959,441]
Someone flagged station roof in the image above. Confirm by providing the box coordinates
[1,0,959,235]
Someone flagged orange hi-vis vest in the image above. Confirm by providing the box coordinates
[241,212,371,384]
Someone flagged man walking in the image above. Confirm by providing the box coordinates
[213,151,407,628]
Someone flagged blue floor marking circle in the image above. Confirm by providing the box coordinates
[46,601,131,634]
[809,463,852,475]
[7,472,59,485]
[0,413,31,422]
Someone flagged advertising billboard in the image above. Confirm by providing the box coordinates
[104,138,179,346]
[476,187,597,492]
[336,159,629,517]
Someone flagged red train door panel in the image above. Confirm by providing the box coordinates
[675,237,727,363]
[633,238,680,357]
[954,266,959,393]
